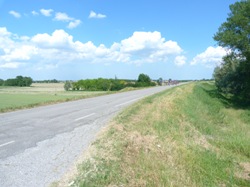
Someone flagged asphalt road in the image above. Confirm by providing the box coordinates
[0,85,174,187]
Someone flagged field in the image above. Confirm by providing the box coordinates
[68,82,250,187]
[0,83,108,112]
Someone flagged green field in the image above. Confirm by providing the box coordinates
[0,83,108,112]
[69,82,250,187]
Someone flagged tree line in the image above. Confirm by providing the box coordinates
[0,76,33,87]
[33,79,59,83]
[64,73,157,91]
[213,0,250,103]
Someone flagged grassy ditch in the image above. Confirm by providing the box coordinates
[72,82,250,187]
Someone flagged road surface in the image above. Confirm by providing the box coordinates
[0,85,174,187]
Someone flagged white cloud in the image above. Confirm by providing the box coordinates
[0,28,37,70]
[67,20,81,29]
[54,12,73,21]
[20,36,30,41]
[89,11,106,19]
[9,10,21,18]
[54,12,81,29]
[40,9,53,17]
[0,27,11,37]
[119,31,182,64]
[0,62,23,69]
[190,46,228,68]
[120,32,182,54]
[2,45,37,61]
[174,56,186,66]
[0,28,185,71]
[31,10,39,16]
[0,27,14,50]
[31,30,74,49]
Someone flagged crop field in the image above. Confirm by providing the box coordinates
[0,83,108,112]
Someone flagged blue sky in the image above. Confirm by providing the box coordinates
[0,0,237,80]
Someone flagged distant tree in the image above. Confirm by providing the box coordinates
[5,78,16,86]
[23,76,33,86]
[33,79,59,83]
[96,78,111,91]
[135,73,155,87]
[213,0,250,101]
[4,76,32,87]
[138,74,151,83]
[157,77,163,85]
[64,81,72,91]
[72,82,80,91]
[50,79,59,83]
[0,79,4,86]
[73,78,126,91]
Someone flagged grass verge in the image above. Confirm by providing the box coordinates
[68,82,250,186]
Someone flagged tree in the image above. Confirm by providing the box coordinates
[0,79,4,86]
[213,54,244,94]
[157,78,163,86]
[214,1,250,57]
[64,81,72,91]
[213,0,250,101]
[23,76,33,86]
[135,73,155,87]
[138,73,151,83]
[4,76,32,87]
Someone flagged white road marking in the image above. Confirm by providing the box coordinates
[0,140,15,148]
[115,97,144,107]
[74,113,96,122]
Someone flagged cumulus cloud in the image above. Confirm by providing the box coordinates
[31,30,74,49]
[89,11,106,19]
[67,20,81,29]
[190,46,228,68]
[19,36,30,41]
[174,56,186,66]
[120,32,182,54]
[0,28,37,69]
[0,62,23,69]
[40,9,53,17]
[0,28,185,70]
[54,12,81,29]
[54,12,73,21]
[0,27,14,50]
[2,45,37,61]
[0,27,11,37]
[119,31,182,64]
[31,10,39,16]
[9,10,21,18]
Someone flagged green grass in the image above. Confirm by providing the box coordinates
[0,93,75,111]
[0,83,109,112]
[63,82,250,187]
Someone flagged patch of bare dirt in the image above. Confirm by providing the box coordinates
[236,162,250,181]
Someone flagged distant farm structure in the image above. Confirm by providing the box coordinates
[161,79,179,86]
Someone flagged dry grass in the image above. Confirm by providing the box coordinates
[0,83,65,93]
[61,82,250,187]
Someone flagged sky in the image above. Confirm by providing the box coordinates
[0,0,238,80]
